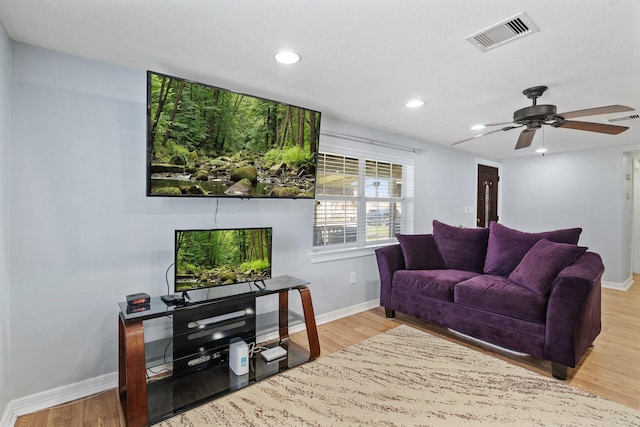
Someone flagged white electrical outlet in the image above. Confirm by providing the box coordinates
[350,271,357,284]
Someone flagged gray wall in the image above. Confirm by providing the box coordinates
[501,148,631,284]
[414,142,485,230]
[7,42,483,400]
[0,20,11,417]
[633,157,640,273]
[622,152,633,281]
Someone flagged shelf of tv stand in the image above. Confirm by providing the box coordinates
[146,339,310,424]
[143,309,306,371]
[118,275,320,427]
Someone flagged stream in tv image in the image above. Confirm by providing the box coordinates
[148,71,321,198]
[175,228,272,292]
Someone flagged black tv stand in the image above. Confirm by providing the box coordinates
[118,275,320,427]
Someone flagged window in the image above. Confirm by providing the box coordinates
[313,150,414,253]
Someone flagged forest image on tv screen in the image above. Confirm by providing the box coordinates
[147,71,321,198]
[175,228,272,292]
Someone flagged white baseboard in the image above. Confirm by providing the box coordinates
[602,276,633,291]
[0,404,12,427]
[0,299,380,427]
[1,373,117,427]
[314,298,380,327]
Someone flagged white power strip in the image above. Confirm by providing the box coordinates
[261,346,287,362]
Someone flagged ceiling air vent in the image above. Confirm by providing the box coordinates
[609,114,639,123]
[466,12,540,52]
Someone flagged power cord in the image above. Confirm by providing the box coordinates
[164,263,175,295]
[146,335,174,380]
[146,366,171,379]
[248,341,268,358]
[214,198,219,228]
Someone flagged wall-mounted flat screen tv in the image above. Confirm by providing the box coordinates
[147,71,321,198]
[174,228,272,293]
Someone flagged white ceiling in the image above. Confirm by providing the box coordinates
[1,0,639,159]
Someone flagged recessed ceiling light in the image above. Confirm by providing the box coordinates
[471,124,486,130]
[535,148,548,154]
[274,50,301,65]
[406,99,425,108]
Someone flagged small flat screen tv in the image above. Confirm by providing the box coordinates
[174,228,272,293]
[147,71,321,198]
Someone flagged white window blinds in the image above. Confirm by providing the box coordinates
[313,150,414,251]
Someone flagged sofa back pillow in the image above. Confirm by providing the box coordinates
[432,220,489,273]
[396,234,446,270]
[483,222,582,277]
[508,239,588,295]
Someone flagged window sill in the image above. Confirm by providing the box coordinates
[308,242,394,264]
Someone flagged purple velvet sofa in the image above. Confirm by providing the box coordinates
[375,220,604,380]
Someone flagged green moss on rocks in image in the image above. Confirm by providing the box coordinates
[182,185,206,195]
[231,165,258,184]
[193,170,209,181]
[152,186,182,195]
[270,187,300,197]
[225,178,253,196]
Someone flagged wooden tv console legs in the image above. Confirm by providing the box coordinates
[118,315,148,427]
[278,286,320,359]
[297,286,320,359]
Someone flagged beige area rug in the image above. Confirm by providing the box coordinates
[158,325,640,427]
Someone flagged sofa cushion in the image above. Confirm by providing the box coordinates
[508,239,588,296]
[396,234,446,270]
[483,222,582,277]
[432,220,489,273]
[454,274,548,324]
[393,269,480,302]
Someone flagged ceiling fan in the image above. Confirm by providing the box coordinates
[452,86,635,150]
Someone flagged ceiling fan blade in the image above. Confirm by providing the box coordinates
[515,128,536,150]
[452,125,522,146]
[483,121,515,127]
[558,120,629,135]
[559,105,634,119]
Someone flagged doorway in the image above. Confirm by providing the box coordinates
[477,164,499,227]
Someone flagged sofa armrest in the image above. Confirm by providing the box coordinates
[375,244,405,308]
[544,252,604,368]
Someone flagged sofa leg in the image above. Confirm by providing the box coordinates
[552,363,568,380]
[384,308,396,318]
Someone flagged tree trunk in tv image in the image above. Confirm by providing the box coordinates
[175,229,272,292]
[148,72,320,197]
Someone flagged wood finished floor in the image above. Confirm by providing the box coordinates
[14,279,640,426]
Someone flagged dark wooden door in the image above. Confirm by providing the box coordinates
[477,165,499,227]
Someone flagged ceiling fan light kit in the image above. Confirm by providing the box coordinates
[453,85,634,151]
